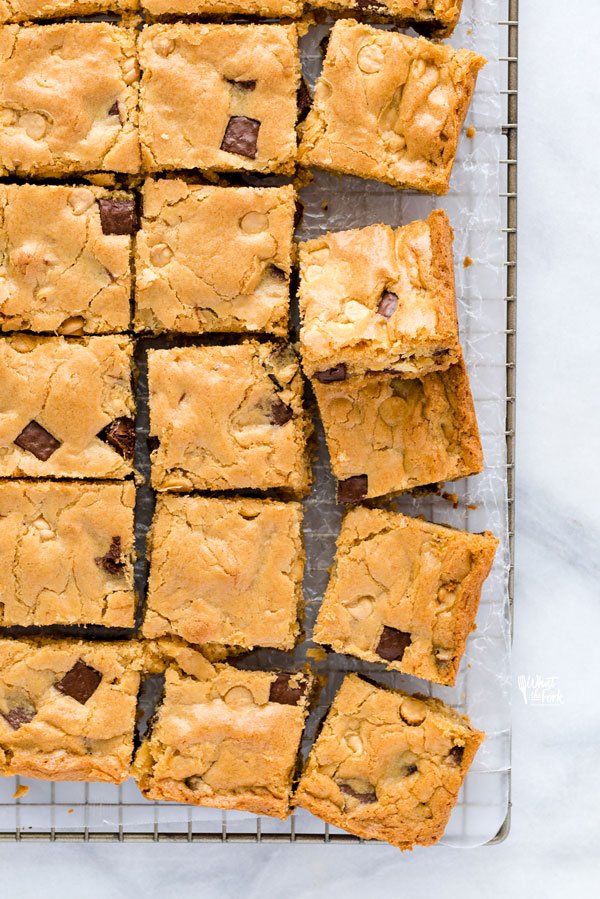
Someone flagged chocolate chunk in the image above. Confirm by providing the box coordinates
[227,79,257,91]
[147,435,160,453]
[95,536,125,576]
[1,705,36,730]
[338,782,377,804]
[98,199,137,236]
[270,397,294,426]
[98,417,135,460]
[377,290,399,319]
[220,116,260,159]
[14,421,61,461]
[108,100,120,118]
[337,475,368,504]
[404,763,418,776]
[297,77,312,123]
[447,745,464,766]
[268,265,288,282]
[55,660,102,704]
[376,626,412,662]
[314,363,347,383]
[269,673,307,706]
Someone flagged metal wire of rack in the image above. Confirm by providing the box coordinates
[0,0,517,845]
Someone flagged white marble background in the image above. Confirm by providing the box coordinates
[2,1,600,894]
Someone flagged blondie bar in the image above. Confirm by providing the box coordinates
[0,0,136,23]
[141,0,302,15]
[0,23,140,176]
[148,342,311,495]
[0,639,144,783]
[312,358,482,502]
[139,23,299,175]
[133,654,313,818]
[0,184,134,335]
[298,20,485,195]
[294,673,484,849]
[299,211,459,379]
[0,481,136,628]
[0,335,135,479]
[143,495,304,650]
[310,1,463,38]
[314,507,498,685]
[135,180,295,336]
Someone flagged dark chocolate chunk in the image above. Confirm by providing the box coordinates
[97,199,137,236]
[98,417,135,460]
[314,363,347,383]
[377,290,399,319]
[108,100,121,119]
[376,626,412,662]
[297,77,312,123]
[220,116,260,159]
[1,704,36,731]
[147,435,160,453]
[447,745,464,766]
[269,673,307,706]
[268,265,288,282]
[95,536,125,576]
[338,782,377,804]
[14,421,61,461]
[270,397,294,426]
[55,660,102,705]
[226,79,257,91]
[337,474,368,504]
[404,763,418,776]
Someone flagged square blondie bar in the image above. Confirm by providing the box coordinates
[310,1,463,38]
[0,335,135,479]
[294,673,484,849]
[134,654,313,818]
[298,20,485,195]
[148,342,311,495]
[0,481,136,628]
[143,495,304,650]
[0,23,140,176]
[314,507,498,685]
[312,358,482,502]
[300,211,459,379]
[0,639,144,783]
[0,184,134,335]
[0,0,137,23]
[135,180,295,336]
[139,23,299,175]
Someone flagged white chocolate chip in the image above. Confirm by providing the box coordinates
[20,112,47,140]
[400,697,427,727]
[32,516,54,541]
[240,211,269,234]
[58,316,86,335]
[0,107,17,126]
[68,188,95,215]
[344,733,364,754]
[346,596,374,620]
[153,37,175,57]
[223,686,255,709]
[357,44,385,75]
[411,59,427,80]
[122,56,138,86]
[160,474,193,491]
[150,244,173,267]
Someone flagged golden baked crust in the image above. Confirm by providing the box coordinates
[148,341,312,495]
[313,356,483,501]
[135,180,295,336]
[0,23,140,176]
[0,184,133,334]
[142,0,302,15]
[139,23,300,175]
[309,0,463,38]
[0,481,136,627]
[133,656,313,818]
[298,20,485,195]
[0,335,135,479]
[142,494,304,650]
[294,673,484,849]
[0,0,137,23]
[0,638,144,783]
[314,506,498,685]
[299,210,459,378]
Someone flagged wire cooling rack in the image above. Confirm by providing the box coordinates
[0,0,517,844]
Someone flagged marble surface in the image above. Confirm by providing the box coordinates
[2,2,599,895]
